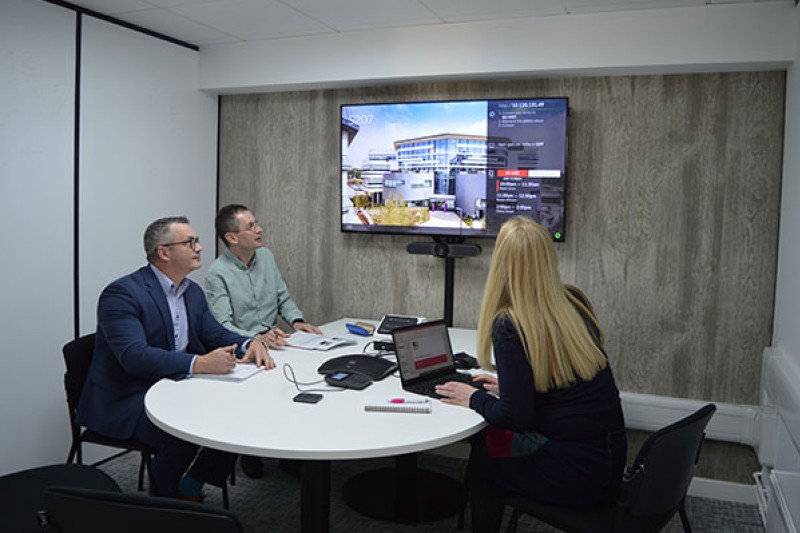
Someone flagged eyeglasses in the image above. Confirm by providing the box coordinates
[230,220,260,233]
[161,237,201,250]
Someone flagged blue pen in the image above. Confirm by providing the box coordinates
[346,323,371,336]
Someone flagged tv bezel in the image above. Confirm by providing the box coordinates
[340,96,569,242]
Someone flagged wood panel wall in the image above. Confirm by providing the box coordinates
[218,72,784,482]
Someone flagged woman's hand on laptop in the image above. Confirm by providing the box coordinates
[471,374,499,395]
[436,381,480,407]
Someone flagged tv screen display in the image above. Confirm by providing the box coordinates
[341,97,568,241]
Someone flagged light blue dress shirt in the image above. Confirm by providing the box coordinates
[149,263,195,374]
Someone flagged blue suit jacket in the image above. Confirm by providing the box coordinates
[76,265,249,440]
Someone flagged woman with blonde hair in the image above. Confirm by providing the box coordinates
[436,217,627,532]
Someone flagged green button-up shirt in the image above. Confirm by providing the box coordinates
[205,247,304,337]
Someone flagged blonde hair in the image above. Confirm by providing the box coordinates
[476,217,607,392]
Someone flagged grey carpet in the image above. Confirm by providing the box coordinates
[98,452,764,532]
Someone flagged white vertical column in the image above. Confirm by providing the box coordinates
[0,0,76,474]
[79,17,218,335]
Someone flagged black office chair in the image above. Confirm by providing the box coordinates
[0,463,120,533]
[62,334,155,492]
[63,333,234,508]
[40,485,244,533]
[505,403,717,533]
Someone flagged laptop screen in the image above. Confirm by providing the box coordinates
[392,320,455,380]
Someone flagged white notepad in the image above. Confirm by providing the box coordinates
[194,364,262,382]
[363,395,431,414]
[286,331,356,351]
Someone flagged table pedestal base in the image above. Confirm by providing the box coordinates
[300,460,330,533]
[342,454,466,523]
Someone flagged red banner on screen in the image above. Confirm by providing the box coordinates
[497,169,527,177]
[415,354,448,370]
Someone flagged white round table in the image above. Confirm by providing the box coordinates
[145,318,486,532]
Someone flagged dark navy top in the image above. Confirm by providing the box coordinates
[469,309,627,506]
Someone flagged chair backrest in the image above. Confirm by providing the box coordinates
[0,464,120,533]
[61,334,96,421]
[42,486,244,533]
[615,403,717,531]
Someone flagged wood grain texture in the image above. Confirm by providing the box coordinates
[218,73,783,482]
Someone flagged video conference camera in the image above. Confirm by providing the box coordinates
[406,241,482,258]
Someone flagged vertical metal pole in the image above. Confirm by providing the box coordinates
[444,256,455,327]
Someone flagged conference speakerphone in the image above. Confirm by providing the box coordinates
[324,371,372,390]
[317,354,397,382]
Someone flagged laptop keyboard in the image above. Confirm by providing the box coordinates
[406,372,480,399]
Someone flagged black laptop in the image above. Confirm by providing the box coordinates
[391,320,480,399]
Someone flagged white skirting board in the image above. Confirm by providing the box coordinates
[766,470,800,533]
[760,348,800,533]
[620,391,760,446]
[688,476,758,505]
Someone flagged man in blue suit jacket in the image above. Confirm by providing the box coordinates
[77,216,274,499]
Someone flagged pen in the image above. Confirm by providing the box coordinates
[389,398,428,404]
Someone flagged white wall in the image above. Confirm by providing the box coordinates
[763,12,800,528]
[0,0,218,474]
[0,0,76,476]
[78,17,218,335]
[200,2,796,93]
[773,3,800,372]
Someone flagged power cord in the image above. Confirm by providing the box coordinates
[282,363,344,393]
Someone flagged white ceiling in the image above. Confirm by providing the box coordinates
[63,0,791,48]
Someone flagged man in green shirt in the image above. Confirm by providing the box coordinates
[205,204,321,477]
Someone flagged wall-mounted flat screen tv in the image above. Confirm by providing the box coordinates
[340,97,568,241]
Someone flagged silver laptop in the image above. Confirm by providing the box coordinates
[391,320,478,399]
